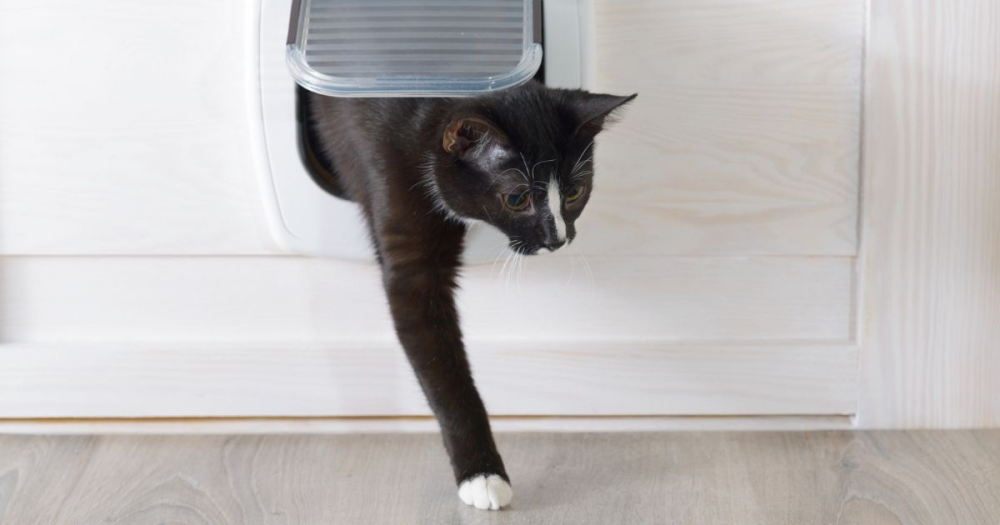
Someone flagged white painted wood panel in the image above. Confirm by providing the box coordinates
[0,342,858,417]
[858,0,1000,428]
[0,0,864,257]
[0,256,854,343]
[0,0,867,421]
[0,0,274,255]
[591,0,864,256]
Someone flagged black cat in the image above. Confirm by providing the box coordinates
[302,81,634,510]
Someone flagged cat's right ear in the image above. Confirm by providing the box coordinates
[442,117,509,158]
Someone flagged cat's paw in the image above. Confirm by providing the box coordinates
[457,474,512,511]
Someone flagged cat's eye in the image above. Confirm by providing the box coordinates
[503,192,531,211]
[565,185,586,203]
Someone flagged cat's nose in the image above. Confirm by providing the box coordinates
[544,239,566,252]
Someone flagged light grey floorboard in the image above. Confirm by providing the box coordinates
[0,431,997,524]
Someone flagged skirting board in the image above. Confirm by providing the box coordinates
[0,416,855,435]
[0,341,858,419]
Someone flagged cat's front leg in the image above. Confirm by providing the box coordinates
[379,231,512,511]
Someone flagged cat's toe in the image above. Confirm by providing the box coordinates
[457,474,512,511]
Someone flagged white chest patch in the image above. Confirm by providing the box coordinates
[547,180,567,242]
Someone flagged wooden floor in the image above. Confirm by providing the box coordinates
[0,431,998,524]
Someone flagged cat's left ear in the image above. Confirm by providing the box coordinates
[570,92,638,136]
[442,117,510,158]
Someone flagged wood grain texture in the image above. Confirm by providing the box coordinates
[858,0,1000,427]
[0,0,275,255]
[590,0,865,256]
[0,0,864,257]
[0,431,998,524]
[0,255,854,343]
[0,1,869,422]
[0,341,858,417]
[0,253,857,417]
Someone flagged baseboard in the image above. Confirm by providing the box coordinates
[0,415,855,435]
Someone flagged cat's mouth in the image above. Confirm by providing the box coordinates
[509,233,572,256]
[510,241,569,256]
[511,243,541,256]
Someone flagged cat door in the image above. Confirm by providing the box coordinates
[287,0,544,97]
[252,0,592,259]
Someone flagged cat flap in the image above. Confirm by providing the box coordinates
[286,0,544,97]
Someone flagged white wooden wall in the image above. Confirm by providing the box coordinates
[0,0,860,422]
[858,0,1000,428]
[0,0,994,428]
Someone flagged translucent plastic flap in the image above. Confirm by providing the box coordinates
[286,0,543,97]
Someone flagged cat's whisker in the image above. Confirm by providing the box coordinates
[489,238,515,278]
[490,252,504,281]
[488,242,510,279]
[530,158,556,180]
[512,243,524,291]
[507,241,526,292]
[501,167,528,183]
[507,251,516,291]
[408,179,427,193]
[518,250,525,288]
[499,248,516,290]
[509,182,532,195]
[570,243,596,288]
[580,251,596,289]
[506,252,517,292]
[566,250,577,286]
[571,139,596,175]
[509,244,520,291]
[518,253,525,292]
[497,250,508,285]
[520,153,532,183]
[516,248,526,291]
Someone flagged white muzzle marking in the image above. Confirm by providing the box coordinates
[547,179,567,242]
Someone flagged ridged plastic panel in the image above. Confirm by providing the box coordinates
[287,0,542,97]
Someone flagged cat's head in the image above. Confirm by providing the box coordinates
[424,81,635,255]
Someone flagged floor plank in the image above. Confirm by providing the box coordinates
[0,431,997,524]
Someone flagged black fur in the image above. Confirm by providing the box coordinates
[304,81,634,491]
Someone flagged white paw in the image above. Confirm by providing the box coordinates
[457,474,513,511]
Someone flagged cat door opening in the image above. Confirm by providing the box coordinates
[251,0,592,259]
